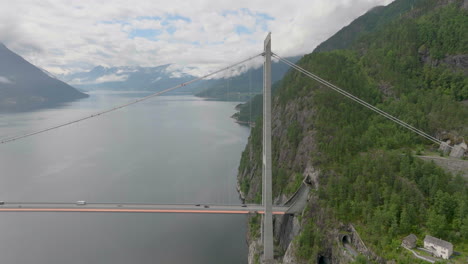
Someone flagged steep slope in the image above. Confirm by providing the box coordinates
[238,0,468,263]
[313,0,429,53]
[0,43,88,112]
[236,0,468,123]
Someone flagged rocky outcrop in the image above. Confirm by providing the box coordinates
[378,81,395,98]
[449,141,467,158]
[437,135,467,158]
[419,51,468,75]
[346,225,386,263]
[238,92,320,263]
[277,214,301,251]
[247,239,263,264]
[271,95,317,172]
[418,155,468,178]
[279,192,386,264]
[439,140,452,155]
[282,239,300,264]
[442,55,468,74]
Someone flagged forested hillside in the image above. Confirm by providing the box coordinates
[314,0,427,53]
[237,0,468,263]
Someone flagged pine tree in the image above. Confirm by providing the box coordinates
[400,208,411,234]
[427,209,447,238]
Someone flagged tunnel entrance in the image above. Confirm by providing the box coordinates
[318,255,330,264]
[342,235,351,245]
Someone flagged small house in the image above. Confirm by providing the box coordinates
[424,235,453,260]
[401,234,417,249]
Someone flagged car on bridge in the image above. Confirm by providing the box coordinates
[76,201,86,205]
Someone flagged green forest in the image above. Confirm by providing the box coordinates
[238,0,467,263]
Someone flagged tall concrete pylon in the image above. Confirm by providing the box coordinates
[262,32,274,263]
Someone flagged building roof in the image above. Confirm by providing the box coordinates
[424,235,453,249]
[403,234,417,243]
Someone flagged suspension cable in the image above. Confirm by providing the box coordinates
[0,52,263,145]
[272,52,447,148]
[249,65,252,128]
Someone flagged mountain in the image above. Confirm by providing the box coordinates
[60,57,303,99]
[238,0,467,263]
[0,43,88,112]
[59,65,211,94]
[313,0,427,53]
[195,56,301,101]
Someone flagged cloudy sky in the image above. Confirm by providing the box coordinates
[0,0,393,76]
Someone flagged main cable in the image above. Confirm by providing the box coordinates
[272,52,447,148]
[0,52,263,145]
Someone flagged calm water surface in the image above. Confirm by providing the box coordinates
[0,91,249,264]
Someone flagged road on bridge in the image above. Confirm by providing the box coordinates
[0,202,289,215]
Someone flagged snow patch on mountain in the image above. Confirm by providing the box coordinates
[0,76,13,84]
[95,74,129,83]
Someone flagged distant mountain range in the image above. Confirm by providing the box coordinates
[0,43,88,112]
[58,65,211,94]
[195,56,302,101]
[59,56,302,102]
[0,39,302,113]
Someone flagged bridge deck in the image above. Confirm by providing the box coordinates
[0,203,289,215]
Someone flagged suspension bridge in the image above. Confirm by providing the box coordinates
[0,33,448,263]
[0,202,288,215]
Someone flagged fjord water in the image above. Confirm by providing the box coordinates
[0,92,249,264]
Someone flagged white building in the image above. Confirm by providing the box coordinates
[424,235,453,260]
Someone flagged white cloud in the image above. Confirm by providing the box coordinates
[69,74,129,85]
[94,74,129,83]
[0,0,394,77]
[0,76,13,84]
[152,77,162,83]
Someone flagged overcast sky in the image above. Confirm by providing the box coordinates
[0,0,393,76]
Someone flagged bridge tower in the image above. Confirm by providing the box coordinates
[262,32,274,263]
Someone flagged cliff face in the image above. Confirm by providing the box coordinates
[238,83,376,264]
[238,94,317,203]
[237,0,468,263]
[238,92,325,263]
